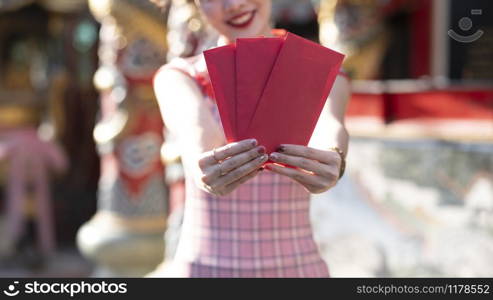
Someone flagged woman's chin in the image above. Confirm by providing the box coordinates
[227,26,269,41]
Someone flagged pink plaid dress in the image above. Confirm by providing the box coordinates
[159,52,330,278]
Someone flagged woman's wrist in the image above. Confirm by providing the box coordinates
[328,146,346,179]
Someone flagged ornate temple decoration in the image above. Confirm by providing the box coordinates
[77,0,168,276]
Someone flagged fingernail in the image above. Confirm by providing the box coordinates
[250,139,258,147]
[257,146,266,155]
[277,145,285,153]
[270,153,279,160]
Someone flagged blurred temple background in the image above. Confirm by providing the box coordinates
[0,0,491,277]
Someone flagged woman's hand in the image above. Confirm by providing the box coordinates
[198,139,268,196]
[266,144,342,194]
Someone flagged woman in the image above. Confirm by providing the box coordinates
[153,0,351,277]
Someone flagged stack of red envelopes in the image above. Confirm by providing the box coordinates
[204,32,345,154]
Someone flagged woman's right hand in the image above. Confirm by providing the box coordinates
[198,139,268,196]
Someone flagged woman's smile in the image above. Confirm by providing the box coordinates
[226,10,256,28]
[196,0,272,42]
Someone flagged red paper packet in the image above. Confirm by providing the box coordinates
[235,37,283,140]
[203,44,237,142]
[204,32,345,155]
[245,33,345,154]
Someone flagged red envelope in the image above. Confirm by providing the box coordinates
[235,37,283,140]
[203,44,237,142]
[245,33,345,154]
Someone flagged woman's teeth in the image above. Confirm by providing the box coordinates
[230,12,253,25]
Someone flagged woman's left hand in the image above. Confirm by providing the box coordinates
[266,144,342,194]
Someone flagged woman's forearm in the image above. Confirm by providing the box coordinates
[309,113,350,156]
[327,122,349,157]
[310,75,351,155]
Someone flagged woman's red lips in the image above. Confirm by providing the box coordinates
[226,10,256,28]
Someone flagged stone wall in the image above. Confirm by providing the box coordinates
[311,137,493,277]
